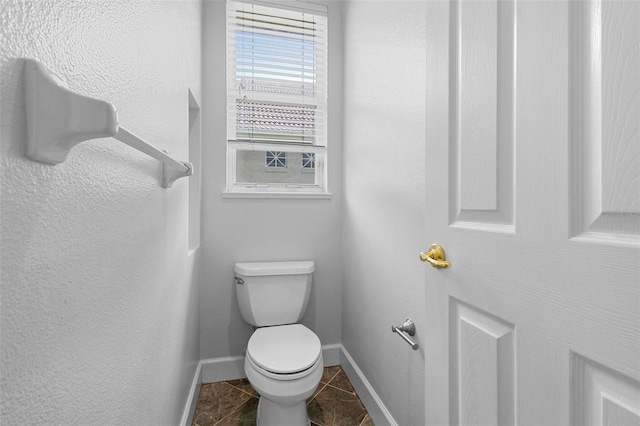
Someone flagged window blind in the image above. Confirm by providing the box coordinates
[227,0,328,148]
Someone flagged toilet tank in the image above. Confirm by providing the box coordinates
[234,261,315,327]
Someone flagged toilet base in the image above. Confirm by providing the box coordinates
[257,396,310,426]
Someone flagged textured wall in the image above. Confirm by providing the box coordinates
[0,1,202,424]
[341,2,427,425]
[199,0,343,360]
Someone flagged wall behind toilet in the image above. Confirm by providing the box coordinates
[0,1,201,424]
[200,0,344,359]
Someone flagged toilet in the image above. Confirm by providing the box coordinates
[234,261,323,426]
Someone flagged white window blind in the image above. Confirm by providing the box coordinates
[226,0,328,149]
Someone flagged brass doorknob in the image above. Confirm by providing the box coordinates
[420,244,451,269]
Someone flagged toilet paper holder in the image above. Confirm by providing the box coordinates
[391,318,419,350]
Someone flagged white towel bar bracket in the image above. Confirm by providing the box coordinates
[23,58,193,188]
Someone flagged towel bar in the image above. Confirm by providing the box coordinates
[23,58,192,188]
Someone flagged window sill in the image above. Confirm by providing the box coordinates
[222,191,332,200]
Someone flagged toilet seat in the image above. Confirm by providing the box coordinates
[247,324,321,376]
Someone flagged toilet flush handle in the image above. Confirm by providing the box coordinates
[234,276,244,285]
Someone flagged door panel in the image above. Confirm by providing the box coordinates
[450,0,516,230]
[570,0,640,244]
[572,354,640,426]
[450,299,516,426]
[425,1,640,425]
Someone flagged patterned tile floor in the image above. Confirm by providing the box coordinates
[192,365,375,426]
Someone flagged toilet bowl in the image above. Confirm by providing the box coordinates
[234,261,322,426]
[244,324,323,426]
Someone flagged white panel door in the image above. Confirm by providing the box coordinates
[424,1,640,425]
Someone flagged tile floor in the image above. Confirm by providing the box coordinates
[192,365,375,426]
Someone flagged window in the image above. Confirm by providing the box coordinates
[265,151,287,169]
[226,0,328,196]
[302,152,315,170]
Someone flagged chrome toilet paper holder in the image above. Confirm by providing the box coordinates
[391,318,419,350]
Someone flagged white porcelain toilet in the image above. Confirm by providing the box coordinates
[234,261,323,426]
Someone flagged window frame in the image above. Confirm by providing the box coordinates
[224,0,330,198]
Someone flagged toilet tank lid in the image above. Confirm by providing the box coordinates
[234,261,315,276]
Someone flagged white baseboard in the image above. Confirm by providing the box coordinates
[199,344,343,383]
[179,362,202,426]
[340,346,398,426]
[181,344,396,426]
[201,355,246,383]
[320,343,342,367]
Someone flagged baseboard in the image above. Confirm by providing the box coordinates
[179,362,202,426]
[340,346,398,426]
[320,343,342,367]
[201,355,246,383]
[181,344,396,426]
[199,344,342,384]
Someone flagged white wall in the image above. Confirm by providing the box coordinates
[0,1,202,424]
[341,2,427,425]
[199,0,343,359]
